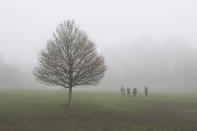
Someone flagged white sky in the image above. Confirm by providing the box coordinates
[0,0,197,68]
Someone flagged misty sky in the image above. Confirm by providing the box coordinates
[0,0,197,92]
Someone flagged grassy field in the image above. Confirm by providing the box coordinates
[0,89,197,131]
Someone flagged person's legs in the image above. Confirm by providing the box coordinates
[121,90,125,96]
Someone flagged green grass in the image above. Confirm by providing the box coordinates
[0,89,197,131]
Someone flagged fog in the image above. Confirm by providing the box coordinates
[102,36,197,92]
[0,0,197,93]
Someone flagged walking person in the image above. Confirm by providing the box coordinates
[145,85,148,97]
[127,88,130,96]
[120,85,125,96]
[133,88,137,96]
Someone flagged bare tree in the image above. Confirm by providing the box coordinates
[33,20,106,107]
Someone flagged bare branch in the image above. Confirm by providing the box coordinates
[33,20,106,89]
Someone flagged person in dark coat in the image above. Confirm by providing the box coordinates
[127,88,130,96]
[133,88,137,96]
[145,85,148,97]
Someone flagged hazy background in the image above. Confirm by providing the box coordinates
[0,0,197,93]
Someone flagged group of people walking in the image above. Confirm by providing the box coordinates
[120,85,148,97]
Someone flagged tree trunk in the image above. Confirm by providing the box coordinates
[68,87,72,107]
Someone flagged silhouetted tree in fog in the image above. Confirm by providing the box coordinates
[33,20,106,107]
